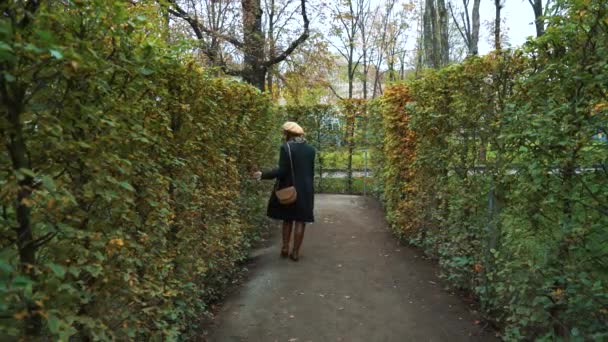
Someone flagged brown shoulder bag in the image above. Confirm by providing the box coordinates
[275,143,297,205]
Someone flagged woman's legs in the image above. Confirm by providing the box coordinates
[290,222,306,261]
[281,220,293,258]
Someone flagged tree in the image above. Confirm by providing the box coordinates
[448,0,481,56]
[358,0,375,99]
[529,0,545,36]
[423,0,449,68]
[437,0,449,65]
[1,1,45,335]
[376,1,414,86]
[166,0,310,90]
[264,0,311,94]
[494,0,504,50]
[527,0,561,37]
[423,0,438,67]
[327,0,368,99]
[279,33,335,104]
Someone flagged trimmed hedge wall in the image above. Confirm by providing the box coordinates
[1,2,277,340]
[374,1,608,340]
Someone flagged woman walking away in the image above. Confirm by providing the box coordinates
[253,122,316,262]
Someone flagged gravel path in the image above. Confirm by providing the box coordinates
[207,194,497,342]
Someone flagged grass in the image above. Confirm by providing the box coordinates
[319,149,374,170]
[315,177,379,195]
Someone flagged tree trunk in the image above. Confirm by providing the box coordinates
[494,0,502,51]
[471,0,481,55]
[207,1,222,66]
[316,111,324,192]
[423,0,435,68]
[437,0,449,66]
[348,43,354,99]
[362,36,368,99]
[5,85,41,336]
[242,0,267,90]
[1,5,44,336]
[346,117,355,194]
[530,0,545,37]
[266,0,276,94]
[169,0,309,91]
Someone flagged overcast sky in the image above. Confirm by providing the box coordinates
[322,0,539,58]
[478,0,538,53]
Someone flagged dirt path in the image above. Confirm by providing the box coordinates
[207,195,497,342]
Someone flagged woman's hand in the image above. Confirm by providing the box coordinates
[252,171,262,180]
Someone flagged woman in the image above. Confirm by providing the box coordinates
[254,122,316,261]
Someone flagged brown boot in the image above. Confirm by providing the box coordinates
[290,222,306,261]
[281,221,293,258]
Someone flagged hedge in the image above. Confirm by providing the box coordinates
[1,2,277,340]
[374,1,608,340]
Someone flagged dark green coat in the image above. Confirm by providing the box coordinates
[262,140,316,222]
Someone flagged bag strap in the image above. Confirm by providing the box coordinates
[274,143,296,191]
[285,142,296,185]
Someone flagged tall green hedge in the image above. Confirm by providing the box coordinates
[1,2,276,340]
[375,0,607,339]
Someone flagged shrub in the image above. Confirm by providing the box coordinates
[0,2,276,340]
[375,1,608,339]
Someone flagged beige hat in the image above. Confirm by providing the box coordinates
[282,121,304,135]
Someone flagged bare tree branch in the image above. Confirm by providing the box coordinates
[166,0,244,48]
[264,0,310,67]
[328,83,345,101]
[449,2,469,46]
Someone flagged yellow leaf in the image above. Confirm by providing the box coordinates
[551,288,564,299]
[14,310,28,320]
[47,199,56,210]
[20,198,34,207]
[108,238,124,247]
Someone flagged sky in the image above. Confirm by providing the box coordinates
[324,0,540,58]
[477,0,538,53]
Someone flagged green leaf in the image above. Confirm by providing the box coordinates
[119,181,135,192]
[3,72,15,82]
[0,41,13,52]
[24,43,43,54]
[49,49,63,60]
[40,175,56,191]
[17,168,36,178]
[47,315,60,333]
[48,263,66,279]
[139,67,154,76]
[12,275,34,288]
[0,260,12,274]
[68,267,81,277]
